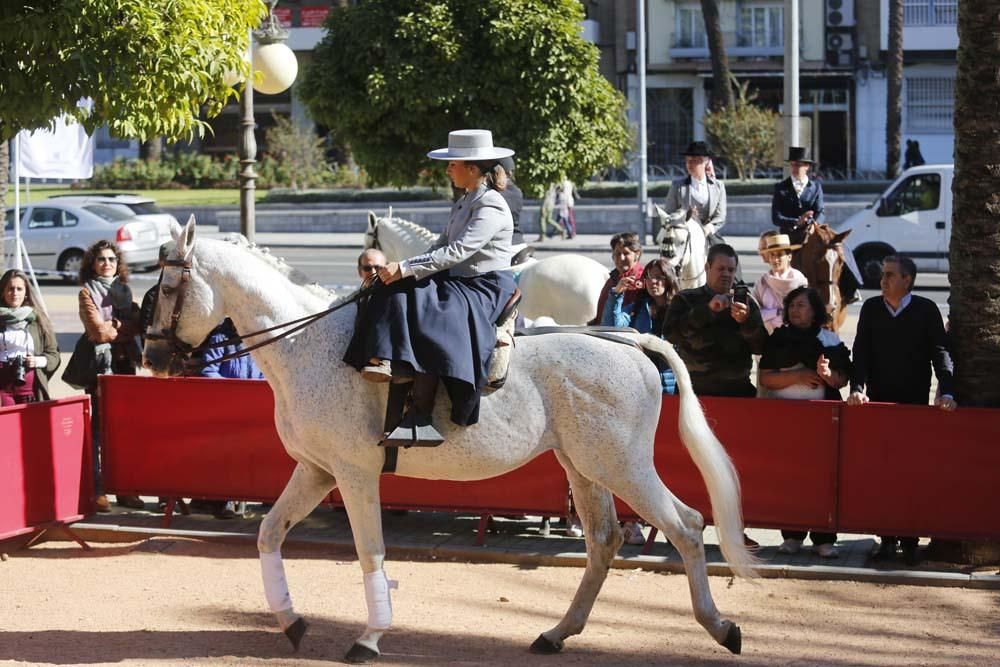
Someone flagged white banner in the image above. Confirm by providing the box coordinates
[17,115,94,179]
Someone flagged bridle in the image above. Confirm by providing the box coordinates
[365,218,381,250]
[145,257,370,372]
[661,223,705,282]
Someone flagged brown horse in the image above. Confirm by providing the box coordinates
[791,223,852,332]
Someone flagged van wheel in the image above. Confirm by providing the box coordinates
[855,248,889,288]
[57,249,84,284]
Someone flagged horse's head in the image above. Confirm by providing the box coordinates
[797,224,852,317]
[143,216,225,376]
[364,211,380,251]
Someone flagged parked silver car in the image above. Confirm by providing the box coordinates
[3,198,169,281]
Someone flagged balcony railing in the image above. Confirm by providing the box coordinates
[671,30,783,58]
[904,1,958,26]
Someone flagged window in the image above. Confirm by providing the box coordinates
[675,5,706,48]
[648,88,694,170]
[739,4,783,49]
[4,208,20,231]
[84,204,133,222]
[906,76,954,131]
[26,207,78,229]
[904,0,957,26]
[880,174,941,216]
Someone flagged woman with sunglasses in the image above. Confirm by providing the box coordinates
[77,240,144,512]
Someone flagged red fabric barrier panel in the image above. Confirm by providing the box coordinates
[837,403,1000,540]
[617,396,840,533]
[101,376,296,501]
[0,397,93,541]
[101,376,569,514]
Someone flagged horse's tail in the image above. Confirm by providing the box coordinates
[637,334,759,579]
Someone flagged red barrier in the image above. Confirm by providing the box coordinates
[0,397,93,544]
[99,376,1000,541]
[618,397,840,532]
[100,376,569,531]
[838,403,1000,540]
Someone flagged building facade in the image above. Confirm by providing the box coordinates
[587,0,956,176]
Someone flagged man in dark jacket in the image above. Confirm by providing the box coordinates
[848,255,955,565]
[771,146,824,247]
[139,242,175,345]
[663,244,767,397]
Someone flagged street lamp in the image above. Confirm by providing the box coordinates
[239,0,299,243]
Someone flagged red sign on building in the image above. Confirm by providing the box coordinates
[272,7,293,25]
[300,6,330,28]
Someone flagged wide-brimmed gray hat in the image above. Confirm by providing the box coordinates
[427,129,514,161]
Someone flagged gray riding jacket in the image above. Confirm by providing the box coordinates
[401,185,515,280]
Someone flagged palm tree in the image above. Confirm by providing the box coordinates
[701,0,735,110]
[885,0,903,179]
[951,2,1000,409]
[0,139,8,261]
[943,0,1000,565]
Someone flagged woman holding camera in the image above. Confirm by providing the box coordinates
[0,269,60,405]
[77,240,143,511]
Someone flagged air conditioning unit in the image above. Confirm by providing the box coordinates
[826,31,854,67]
[826,0,855,28]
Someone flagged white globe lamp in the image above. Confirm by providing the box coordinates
[252,42,298,95]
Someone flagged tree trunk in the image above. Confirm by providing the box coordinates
[949,1,1000,565]
[140,136,163,162]
[701,0,735,110]
[885,0,904,179]
[952,3,1000,407]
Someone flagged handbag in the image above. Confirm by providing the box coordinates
[62,335,100,390]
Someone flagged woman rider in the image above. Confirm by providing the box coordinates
[344,130,517,444]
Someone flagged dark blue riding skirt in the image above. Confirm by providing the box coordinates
[344,270,516,426]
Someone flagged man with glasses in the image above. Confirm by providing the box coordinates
[357,249,387,285]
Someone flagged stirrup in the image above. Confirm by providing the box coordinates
[380,410,444,448]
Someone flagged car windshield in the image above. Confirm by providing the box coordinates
[84,204,135,222]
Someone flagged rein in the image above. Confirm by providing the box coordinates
[146,257,372,371]
[665,226,706,283]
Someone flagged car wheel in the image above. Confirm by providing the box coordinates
[58,249,85,284]
[855,247,889,289]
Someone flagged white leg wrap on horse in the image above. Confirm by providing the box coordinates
[260,550,292,613]
[364,570,398,630]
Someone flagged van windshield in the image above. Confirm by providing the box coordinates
[879,174,941,216]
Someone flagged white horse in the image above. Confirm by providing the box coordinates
[144,217,755,663]
[364,212,609,325]
[654,205,708,289]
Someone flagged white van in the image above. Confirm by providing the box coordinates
[837,164,952,287]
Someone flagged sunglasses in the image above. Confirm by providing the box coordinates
[96,256,118,263]
[359,264,383,272]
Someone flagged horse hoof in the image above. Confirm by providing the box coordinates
[344,642,379,664]
[284,617,308,652]
[529,634,563,654]
[721,622,742,655]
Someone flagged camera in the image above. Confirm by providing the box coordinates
[732,283,751,306]
[6,355,28,386]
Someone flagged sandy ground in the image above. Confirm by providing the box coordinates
[0,539,997,666]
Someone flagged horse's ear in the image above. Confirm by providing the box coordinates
[177,214,196,260]
[831,229,852,245]
[169,218,183,241]
[367,211,377,231]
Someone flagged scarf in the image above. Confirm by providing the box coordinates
[0,306,35,329]
[762,270,804,303]
[85,276,133,323]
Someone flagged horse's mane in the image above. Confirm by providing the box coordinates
[219,234,333,300]
[380,216,437,246]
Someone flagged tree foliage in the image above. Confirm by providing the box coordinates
[703,79,778,180]
[298,0,631,196]
[0,1,267,142]
[263,114,331,190]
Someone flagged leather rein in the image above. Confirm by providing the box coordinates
[145,258,369,371]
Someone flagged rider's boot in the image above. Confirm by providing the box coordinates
[382,373,444,447]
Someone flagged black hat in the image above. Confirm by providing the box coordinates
[786,146,815,164]
[499,156,515,176]
[681,141,713,157]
